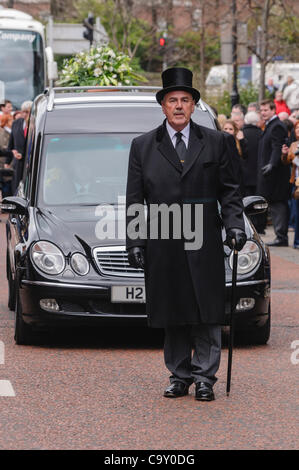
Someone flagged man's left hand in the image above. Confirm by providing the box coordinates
[226,228,247,251]
[261,163,273,176]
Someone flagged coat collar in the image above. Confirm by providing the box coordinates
[262,115,279,134]
[156,119,205,177]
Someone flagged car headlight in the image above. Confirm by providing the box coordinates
[229,241,261,275]
[70,253,89,276]
[31,241,65,275]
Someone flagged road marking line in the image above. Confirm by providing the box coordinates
[0,380,15,397]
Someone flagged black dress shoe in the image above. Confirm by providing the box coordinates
[267,239,288,247]
[195,382,215,401]
[163,382,189,398]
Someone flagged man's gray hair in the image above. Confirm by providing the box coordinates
[244,111,260,126]
[21,100,33,111]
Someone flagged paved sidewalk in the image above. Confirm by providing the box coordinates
[260,225,299,266]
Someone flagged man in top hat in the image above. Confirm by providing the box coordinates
[126,67,246,401]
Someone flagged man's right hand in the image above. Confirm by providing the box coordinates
[127,247,145,269]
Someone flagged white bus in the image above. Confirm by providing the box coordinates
[0,7,57,110]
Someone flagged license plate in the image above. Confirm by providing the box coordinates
[111,285,146,303]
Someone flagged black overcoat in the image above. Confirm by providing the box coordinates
[257,117,290,202]
[241,124,262,190]
[7,118,26,194]
[126,120,245,328]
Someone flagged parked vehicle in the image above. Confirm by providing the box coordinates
[1,86,271,345]
[0,7,57,109]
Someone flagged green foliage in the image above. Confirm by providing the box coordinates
[176,30,221,72]
[208,91,231,117]
[208,82,272,116]
[76,0,153,61]
[57,45,146,87]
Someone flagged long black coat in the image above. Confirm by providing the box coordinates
[241,124,262,190]
[257,117,290,202]
[126,120,245,328]
[7,118,26,194]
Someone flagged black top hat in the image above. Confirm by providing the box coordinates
[156,67,200,105]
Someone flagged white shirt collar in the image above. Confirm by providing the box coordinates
[265,114,277,126]
[166,121,190,148]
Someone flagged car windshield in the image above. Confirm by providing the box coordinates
[38,133,138,206]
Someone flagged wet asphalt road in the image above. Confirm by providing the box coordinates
[0,216,298,450]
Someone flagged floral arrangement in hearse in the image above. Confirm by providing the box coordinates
[57,45,146,87]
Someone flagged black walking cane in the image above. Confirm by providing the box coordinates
[226,239,238,397]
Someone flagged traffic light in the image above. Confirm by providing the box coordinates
[159,37,166,47]
[83,13,94,46]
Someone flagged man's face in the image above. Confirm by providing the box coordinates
[161,91,195,131]
[22,108,31,123]
[275,91,283,101]
[231,112,244,130]
[260,104,275,122]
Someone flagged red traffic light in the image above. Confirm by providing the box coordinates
[159,37,166,46]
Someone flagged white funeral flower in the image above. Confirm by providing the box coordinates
[94,67,102,77]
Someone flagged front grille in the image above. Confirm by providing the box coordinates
[93,246,144,277]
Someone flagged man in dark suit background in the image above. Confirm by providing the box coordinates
[5,100,32,194]
[126,68,247,402]
[257,99,290,246]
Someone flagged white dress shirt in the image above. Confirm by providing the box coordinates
[166,121,190,149]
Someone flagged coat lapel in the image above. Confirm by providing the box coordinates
[157,121,183,174]
[181,122,205,178]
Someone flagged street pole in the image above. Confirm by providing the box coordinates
[230,0,239,108]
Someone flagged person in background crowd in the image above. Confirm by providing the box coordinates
[278,111,290,122]
[232,103,247,115]
[5,100,32,194]
[247,102,259,113]
[274,90,291,116]
[242,111,262,196]
[0,100,13,116]
[241,111,264,233]
[283,77,299,112]
[282,75,293,92]
[0,114,16,199]
[281,121,299,249]
[265,78,278,99]
[0,114,13,148]
[13,110,22,120]
[257,99,290,246]
[0,114,13,200]
[222,119,247,156]
[231,110,245,131]
[217,114,227,129]
[289,109,299,126]
[222,119,248,195]
[281,119,296,231]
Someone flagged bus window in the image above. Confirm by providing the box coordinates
[0,30,45,109]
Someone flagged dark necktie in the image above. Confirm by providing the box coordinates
[175,132,187,165]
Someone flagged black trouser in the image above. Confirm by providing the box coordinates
[164,324,222,387]
[269,200,289,243]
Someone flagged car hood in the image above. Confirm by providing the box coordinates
[34,205,127,256]
[34,205,254,257]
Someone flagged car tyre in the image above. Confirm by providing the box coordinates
[250,312,271,345]
[7,251,16,311]
[14,291,34,346]
[237,306,271,345]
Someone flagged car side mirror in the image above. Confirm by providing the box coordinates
[0,196,28,216]
[243,196,268,216]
